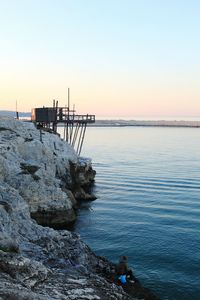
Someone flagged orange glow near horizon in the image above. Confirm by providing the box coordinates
[1,76,200,118]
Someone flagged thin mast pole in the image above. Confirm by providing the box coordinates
[16,100,19,119]
[69,103,75,144]
[66,88,70,142]
[68,88,70,112]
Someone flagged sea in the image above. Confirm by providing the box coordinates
[60,125,200,300]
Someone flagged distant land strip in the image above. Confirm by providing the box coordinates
[88,120,200,128]
[0,111,200,127]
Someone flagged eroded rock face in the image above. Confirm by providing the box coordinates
[69,160,97,201]
[0,116,96,228]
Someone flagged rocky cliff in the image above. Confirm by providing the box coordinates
[0,116,96,228]
[0,117,158,300]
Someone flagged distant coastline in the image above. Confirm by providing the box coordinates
[0,110,30,118]
[1,111,199,127]
[88,119,200,128]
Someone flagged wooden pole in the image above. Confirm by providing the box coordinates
[66,88,70,142]
[77,123,84,155]
[78,123,87,156]
[55,100,58,133]
[69,104,75,144]
[63,105,67,141]
[52,99,55,131]
[68,88,70,112]
[16,100,19,119]
[72,123,80,147]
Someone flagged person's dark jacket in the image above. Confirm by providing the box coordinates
[115,261,128,275]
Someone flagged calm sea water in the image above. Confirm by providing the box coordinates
[64,127,200,300]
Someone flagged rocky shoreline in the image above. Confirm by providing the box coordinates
[0,117,159,299]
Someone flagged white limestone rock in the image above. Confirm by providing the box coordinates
[0,116,95,227]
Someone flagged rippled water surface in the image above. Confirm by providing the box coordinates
[71,127,200,300]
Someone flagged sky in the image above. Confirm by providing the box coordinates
[0,0,200,118]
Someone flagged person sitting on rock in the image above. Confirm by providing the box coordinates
[115,256,135,283]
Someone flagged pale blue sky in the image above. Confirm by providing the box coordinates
[0,0,200,117]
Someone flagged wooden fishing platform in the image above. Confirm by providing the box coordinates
[31,98,95,155]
